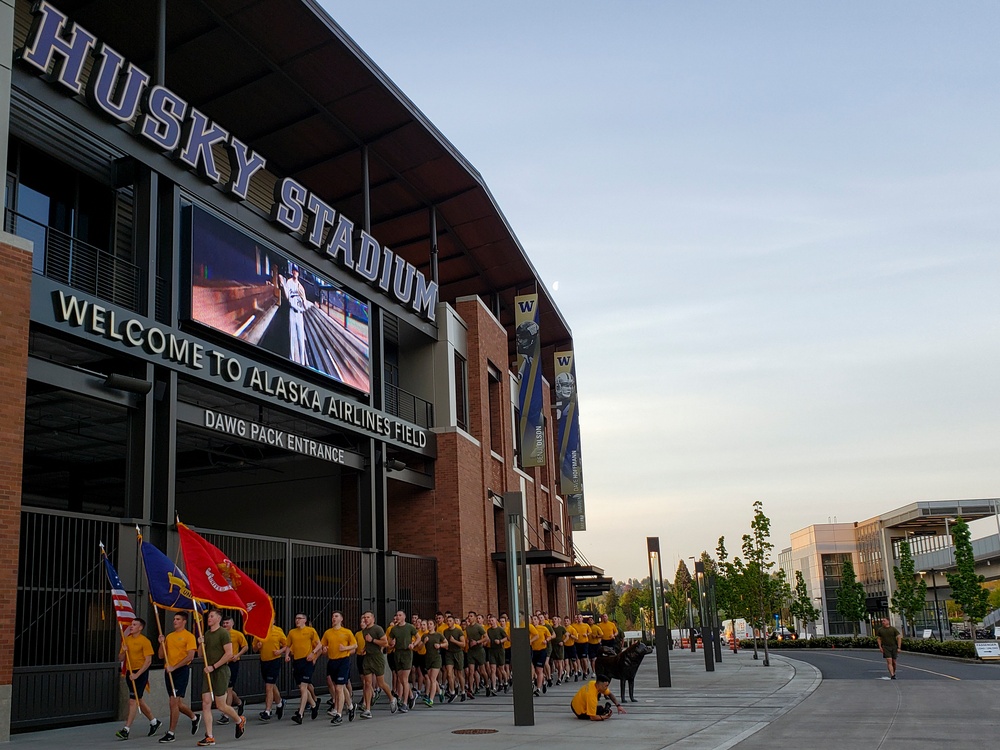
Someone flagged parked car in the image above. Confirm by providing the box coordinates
[767,627,797,641]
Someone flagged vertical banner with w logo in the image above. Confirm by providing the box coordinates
[515,293,545,467]
[555,350,586,530]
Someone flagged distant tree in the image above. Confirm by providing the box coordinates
[620,585,651,628]
[789,570,820,635]
[613,606,627,633]
[673,560,696,638]
[946,517,990,640]
[835,559,867,636]
[600,587,620,617]
[890,540,927,636]
[988,587,1000,612]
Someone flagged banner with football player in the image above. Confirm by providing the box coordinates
[515,293,545,467]
[554,350,584,497]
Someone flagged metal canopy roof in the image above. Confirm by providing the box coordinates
[491,549,573,566]
[47,0,573,377]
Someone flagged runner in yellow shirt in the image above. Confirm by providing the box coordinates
[284,613,320,723]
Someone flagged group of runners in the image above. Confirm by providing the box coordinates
[114,607,625,744]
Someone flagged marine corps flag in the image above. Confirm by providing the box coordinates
[138,530,198,612]
[515,293,545,467]
[176,522,274,639]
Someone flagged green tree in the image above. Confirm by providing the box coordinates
[789,570,820,635]
[600,586,620,617]
[946,517,990,639]
[890,540,927,636]
[619,584,651,629]
[741,500,777,666]
[835,559,867,636]
[673,560,696,638]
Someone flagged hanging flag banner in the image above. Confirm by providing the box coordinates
[176,522,275,639]
[138,532,199,612]
[554,350,584,497]
[515,293,545,467]
[101,546,137,626]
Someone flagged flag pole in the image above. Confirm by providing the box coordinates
[102,542,141,704]
[136,527,177,697]
[193,606,216,704]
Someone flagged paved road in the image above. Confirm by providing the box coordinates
[736,650,1000,750]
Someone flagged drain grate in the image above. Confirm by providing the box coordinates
[452,729,499,735]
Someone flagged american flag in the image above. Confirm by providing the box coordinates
[102,553,136,625]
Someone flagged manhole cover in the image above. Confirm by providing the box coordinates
[452,729,499,735]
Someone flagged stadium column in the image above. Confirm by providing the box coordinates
[0,227,33,741]
[360,306,388,620]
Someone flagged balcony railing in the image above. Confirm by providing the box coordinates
[385,382,433,428]
[4,209,142,312]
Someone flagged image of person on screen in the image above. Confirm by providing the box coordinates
[279,263,310,366]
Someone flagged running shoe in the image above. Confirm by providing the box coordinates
[114,728,129,741]
[191,714,201,736]
[236,702,245,717]
[331,715,343,726]
[217,716,229,726]
[311,703,319,720]
[407,693,416,709]
[423,698,433,708]
[389,697,398,714]
[148,719,163,737]
[234,716,246,740]
[327,708,337,718]
[398,703,409,713]
[291,713,302,725]
[157,733,175,744]
[258,711,270,722]
[348,703,356,722]
[196,737,215,747]
[275,701,285,720]
[360,709,372,719]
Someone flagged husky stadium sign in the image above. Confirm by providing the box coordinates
[17,1,439,322]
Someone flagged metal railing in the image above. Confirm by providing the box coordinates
[4,208,142,312]
[384,382,434,428]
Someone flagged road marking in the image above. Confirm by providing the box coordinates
[815,651,961,681]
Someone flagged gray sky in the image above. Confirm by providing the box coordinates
[323,2,1000,581]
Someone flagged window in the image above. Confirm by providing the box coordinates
[487,363,502,454]
[454,352,468,432]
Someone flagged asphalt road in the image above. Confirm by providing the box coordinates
[736,650,1000,749]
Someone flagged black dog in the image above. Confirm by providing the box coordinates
[594,641,652,703]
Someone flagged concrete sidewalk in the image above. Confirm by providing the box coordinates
[10,647,820,750]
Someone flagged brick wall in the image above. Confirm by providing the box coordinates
[383,296,579,619]
[0,236,32,686]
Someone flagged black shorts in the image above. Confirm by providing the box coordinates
[228,660,240,689]
[355,654,365,675]
[505,647,511,664]
[165,665,189,698]
[413,652,425,671]
[565,644,577,660]
[292,657,315,685]
[387,652,397,672]
[327,657,351,685]
[127,670,149,700]
[531,650,547,668]
[260,658,281,685]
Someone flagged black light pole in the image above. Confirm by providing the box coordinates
[687,595,696,652]
[646,537,671,687]
[695,561,714,672]
[709,572,722,663]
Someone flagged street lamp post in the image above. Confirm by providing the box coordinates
[647,537,671,687]
[694,561,714,672]
[687,595,695,652]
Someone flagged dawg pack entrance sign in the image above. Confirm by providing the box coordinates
[17,1,438,322]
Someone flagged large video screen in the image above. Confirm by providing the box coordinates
[187,206,371,393]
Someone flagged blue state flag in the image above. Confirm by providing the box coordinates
[140,540,198,612]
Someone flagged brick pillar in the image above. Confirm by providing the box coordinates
[0,232,32,741]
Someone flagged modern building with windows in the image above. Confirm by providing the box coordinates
[781,499,999,637]
[0,0,604,734]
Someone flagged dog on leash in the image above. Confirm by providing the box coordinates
[594,641,653,703]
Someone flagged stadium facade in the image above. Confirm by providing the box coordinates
[0,0,604,733]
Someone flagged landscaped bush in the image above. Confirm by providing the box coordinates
[737,636,976,659]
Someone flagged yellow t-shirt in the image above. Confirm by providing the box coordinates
[321,626,356,658]
[163,629,196,667]
[599,621,618,639]
[414,629,428,655]
[588,625,602,645]
[254,625,287,662]
[121,633,153,671]
[528,624,546,651]
[436,622,449,635]
[228,629,248,660]
[287,626,319,659]
[564,626,577,646]
[571,680,611,717]
[385,625,395,654]
[354,629,366,656]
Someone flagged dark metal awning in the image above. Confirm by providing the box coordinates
[43,0,574,376]
[543,564,605,578]
[491,549,572,566]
